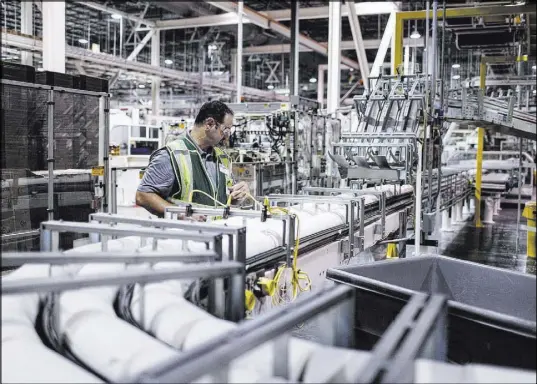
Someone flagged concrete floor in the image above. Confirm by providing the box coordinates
[439,207,535,276]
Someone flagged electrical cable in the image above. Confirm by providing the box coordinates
[187,187,311,308]
[256,197,311,307]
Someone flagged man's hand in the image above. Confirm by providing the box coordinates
[184,214,207,222]
[229,181,249,201]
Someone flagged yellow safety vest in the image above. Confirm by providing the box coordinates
[165,136,233,208]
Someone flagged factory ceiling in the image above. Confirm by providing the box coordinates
[1,0,535,105]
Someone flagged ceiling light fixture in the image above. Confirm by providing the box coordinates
[37,67,45,72]
[309,77,317,83]
[78,38,88,44]
[164,59,173,65]
[111,13,122,20]
[452,63,461,69]
[138,84,145,89]
[532,64,536,70]
[452,75,461,80]
[410,28,421,39]
[267,84,274,90]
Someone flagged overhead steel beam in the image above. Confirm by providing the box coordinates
[78,1,155,27]
[236,37,424,55]
[147,13,243,31]
[74,61,87,75]
[469,76,537,87]
[346,2,370,85]
[262,2,400,20]
[206,1,360,70]
[143,2,400,31]
[113,29,155,90]
[127,30,155,61]
[2,31,284,101]
[125,2,150,46]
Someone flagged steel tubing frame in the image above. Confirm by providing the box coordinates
[38,220,240,320]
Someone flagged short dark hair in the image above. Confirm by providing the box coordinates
[194,100,234,126]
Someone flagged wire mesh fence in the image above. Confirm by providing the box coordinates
[1,81,108,253]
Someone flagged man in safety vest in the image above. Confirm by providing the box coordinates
[136,100,249,219]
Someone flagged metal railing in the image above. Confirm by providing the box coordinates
[135,284,447,384]
[2,251,245,341]
[109,166,146,214]
[38,220,243,320]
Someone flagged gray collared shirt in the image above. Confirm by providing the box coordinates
[137,131,218,199]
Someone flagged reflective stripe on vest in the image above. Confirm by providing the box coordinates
[214,147,234,188]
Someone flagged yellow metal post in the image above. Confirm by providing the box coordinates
[391,4,535,78]
[479,60,487,90]
[475,127,484,228]
[474,58,488,228]
[523,201,536,258]
[386,243,398,258]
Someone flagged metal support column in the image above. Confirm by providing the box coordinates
[516,138,523,254]
[317,64,325,107]
[347,1,370,87]
[119,17,124,58]
[151,30,161,121]
[42,1,65,73]
[414,139,423,256]
[289,1,299,97]
[403,45,410,75]
[431,0,438,113]
[103,96,110,213]
[372,12,395,80]
[327,1,342,114]
[20,1,33,66]
[47,90,55,221]
[236,1,244,102]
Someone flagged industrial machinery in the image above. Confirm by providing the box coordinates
[1,54,535,383]
[226,97,337,195]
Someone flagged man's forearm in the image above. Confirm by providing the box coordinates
[136,191,174,217]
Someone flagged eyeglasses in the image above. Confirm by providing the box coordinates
[216,123,232,133]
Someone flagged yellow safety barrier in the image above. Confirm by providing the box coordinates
[522,201,536,258]
[386,243,398,259]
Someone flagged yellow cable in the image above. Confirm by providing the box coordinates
[257,196,311,306]
[188,189,227,208]
[187,188,311,305]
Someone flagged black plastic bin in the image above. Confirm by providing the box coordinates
[326,255,536,370]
